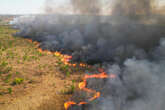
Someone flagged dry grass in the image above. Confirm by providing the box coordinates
[0,25,84,110]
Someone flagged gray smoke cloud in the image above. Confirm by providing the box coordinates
[96,56,165,110]
[112,0,154,16]
[71,0,101,15]
[12,0,165,110]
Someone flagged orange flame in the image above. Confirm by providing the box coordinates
[25,38,84,69]
[27,39,32,43]
[89,92,101,101]
[79,63,87,67]
[79,81,87,90]
[64,101,76,110]
[65,69,117,110]
[84,72,108,79]
[25,38,115,110]
[78,101,88,105]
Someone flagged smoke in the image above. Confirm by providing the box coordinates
[13,14,165,63]
[112,0,155,17]
[44,0,73,14]
[11,0,165,110]
[96,57,165,110]
[70,0,155,16]
[71,0,101,15]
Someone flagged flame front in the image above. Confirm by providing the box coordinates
[64,101,76,110]
[64,69,117,110]
[26,39,116,110]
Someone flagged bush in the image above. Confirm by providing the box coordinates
[12,78,24,85]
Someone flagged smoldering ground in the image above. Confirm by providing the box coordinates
[12,0,165,110]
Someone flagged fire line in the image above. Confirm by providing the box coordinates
[27,39,116,110]
[64,68,116,110]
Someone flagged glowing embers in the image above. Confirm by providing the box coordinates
[64,69,117,110]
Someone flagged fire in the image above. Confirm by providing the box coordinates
[64,101,76,110]
[54,51,76,67]
[79,63,87,67]
[78,102,88,105]
[26,39,40,47]
[54,51,61,57]
[38,48,43,53]
[27,39,32,43]
[79,81,86,89]
[26,38,116,110]
[89,92,101,101]
[37,46,74,66]
[84,72,108,79]
[64,69,117,110]
[72,63,77,67]
[37,48,53,55]
[26,38,89,70]
[64,101,87,110]
[54,51,90,69]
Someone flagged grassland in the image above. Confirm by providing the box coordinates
[0,25,85,110]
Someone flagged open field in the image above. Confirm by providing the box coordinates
[0,25,86,110]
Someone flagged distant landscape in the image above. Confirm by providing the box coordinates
[0,15,18,25]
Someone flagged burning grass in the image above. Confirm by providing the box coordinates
[0,25,111,110]
[64,68,117,110]
[0,28,116,110]
[2,23,162,110]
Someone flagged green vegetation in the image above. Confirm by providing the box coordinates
[0,61,12,74]
[60,80,76,94]
[0,25,46,95]
[0,23,85,110]
[12,78,24,85]
[7,88,12,94]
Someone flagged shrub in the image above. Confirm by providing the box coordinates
[12,78,24,85]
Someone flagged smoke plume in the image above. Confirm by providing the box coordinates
[12,0,165,110]
[71,0,101,15]
[112,0,154,16]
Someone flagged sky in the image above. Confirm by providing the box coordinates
[0,0,68,15]
[159,0,165,6]
[0,0,164,15]
[0,0,45,14]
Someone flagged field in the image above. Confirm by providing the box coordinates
[0,24,85,110]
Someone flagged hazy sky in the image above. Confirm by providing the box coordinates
[0,0,45,14]
[0,0,68,14]
[0,0,164,15]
